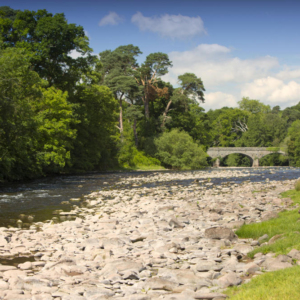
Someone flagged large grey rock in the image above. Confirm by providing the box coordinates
[261,211,278,221]
[194,292,228,299]
[234,244,253,255]
[205,227,237,241]
[196,261,223,272]
[244,262,260,274]
[158,269,212,287]
[98,259,144,278]
[261,257,293,271]
[288,249,300,260]
[217,271,242,288]
[144,277,179,291]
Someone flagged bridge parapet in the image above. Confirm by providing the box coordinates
[207,147,287,167]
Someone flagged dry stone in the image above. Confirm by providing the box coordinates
[205,227,237,241]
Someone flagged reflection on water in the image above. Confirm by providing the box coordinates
[0,167,299,227]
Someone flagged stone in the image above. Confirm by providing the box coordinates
[217,272,242,288]
[194,292,228,299]
[0,280,9,290]
[261,211,278,221]
[244,262,260,274]
[261,257,293,271]
[205,227,237,241]
[144,277,179,291]
[128,295,151,300]
[169,218,185,228]
[258,234,269,242]
[234,244,253,255]
[268,234,284,244]
[18,261,32,270]
[196,261,223,272]
[0,265,17,271]
[288,249,300,260]
[98,259,144,278]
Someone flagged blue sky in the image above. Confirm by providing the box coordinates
[3,0,300,110]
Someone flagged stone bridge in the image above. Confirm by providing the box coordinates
[207,147,287,167]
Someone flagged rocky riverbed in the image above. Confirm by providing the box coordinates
[0,169,299,300]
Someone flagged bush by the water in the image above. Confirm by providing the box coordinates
[154,129,207,169]
[295,180,300,191]
[118,139,161,169]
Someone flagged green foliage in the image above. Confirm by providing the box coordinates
[238,97,271,114]
[0,47,78,180]
[225,266,300,300]
[35,87,77,170]
[295,180,300,191]
[154,129,208,169]
[177,72,205,102]
[236,113,287,147]
[221,154,251,167]
[259,153,288,166]
[287,120,300,166]
[0,6,95,90]
[210,108,250,146]
[69,84,119,171]
[118,137,160,169]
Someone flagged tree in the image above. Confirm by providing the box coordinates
[34,87,77,172]
[210,108,250,146]
[287,120,300,166]
[161,73,205,128]
[69,84,119,171]
[236,113,287,147]
[0,47,77,180]
[238,97,271,114]
[125,106,143,147]
[100,45,142,135]
[0,6,95,90]
[138,52,172,119]
[154,129,207,169]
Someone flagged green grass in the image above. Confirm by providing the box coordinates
[225,266,300,300]
[224,189,300,299]
[235,189,300,258]
[133,165,165,171]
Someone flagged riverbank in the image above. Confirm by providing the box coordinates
[0,170,298,299]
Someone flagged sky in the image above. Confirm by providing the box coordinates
[3,0,300,111]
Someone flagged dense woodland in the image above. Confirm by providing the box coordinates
[1,6,300,181]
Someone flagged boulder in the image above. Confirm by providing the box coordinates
[205,227,237,241]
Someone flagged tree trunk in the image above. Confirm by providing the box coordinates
[133,119,138,148]
[119,98,123,140]
[144,82,150,119]
[161,100,172,128]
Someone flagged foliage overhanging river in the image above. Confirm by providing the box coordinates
[0,167,300,228]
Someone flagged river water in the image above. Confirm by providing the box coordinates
[0,167,299,228]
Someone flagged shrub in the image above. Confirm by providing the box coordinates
[295,180,300,191]
[154,128,207,169]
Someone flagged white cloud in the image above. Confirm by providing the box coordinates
[203,92,238,110]
[163,44,279,88]
[68,50,82,59]
[68,50,98,59]
[131,12,206,39]
[99,12,123,26]
[241,76,300,105]
[276,67,300,81]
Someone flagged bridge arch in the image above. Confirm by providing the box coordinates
[219,152,253,167]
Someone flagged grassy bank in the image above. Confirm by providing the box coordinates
[225,185,300,299]
[225,266,300,300]
[236,189,300,258]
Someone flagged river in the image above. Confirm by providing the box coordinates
[0,167,299,228]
